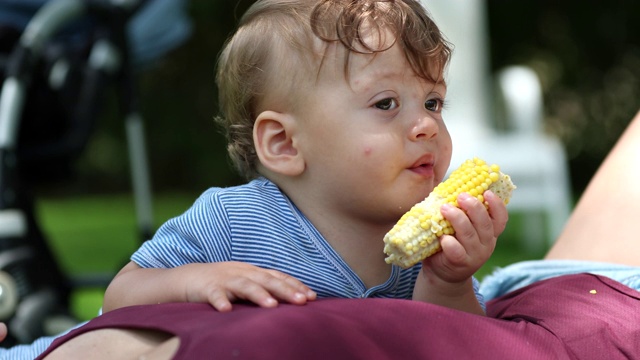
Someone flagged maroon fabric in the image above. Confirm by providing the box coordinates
[487,273,640,359]
[36,274,640,360]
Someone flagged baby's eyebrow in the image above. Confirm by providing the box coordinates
[417,76,447,94]
[351,67,406,91]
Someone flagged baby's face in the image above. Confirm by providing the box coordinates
[292,41,453,222]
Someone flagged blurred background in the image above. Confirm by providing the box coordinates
[53,0,640,196]
[6,0,640,322]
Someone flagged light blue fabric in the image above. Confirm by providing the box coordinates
[479,259,640,300]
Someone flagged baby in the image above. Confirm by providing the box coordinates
[102,0,507,316]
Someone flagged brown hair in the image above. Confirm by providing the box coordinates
[215,0,452,180]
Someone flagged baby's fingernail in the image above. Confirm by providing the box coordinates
[216,302,232,312]
[263,297,277,307]
[293,293,306,301]
[441,204,454,212]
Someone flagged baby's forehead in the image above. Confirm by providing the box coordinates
[313,41,445,88]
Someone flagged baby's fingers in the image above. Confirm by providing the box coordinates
[455,192,495,247]
[483,190,509,236]
[438,234,468,265]
[264,269,317,303]
[206,288,238,312]
[207,271,316,312]
[206,276,280,312]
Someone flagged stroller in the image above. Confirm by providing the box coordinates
[0,0,191,346]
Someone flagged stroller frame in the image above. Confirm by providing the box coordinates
[0,0,154,346]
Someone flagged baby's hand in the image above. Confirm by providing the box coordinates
[183,262,317,312]
[422,190,507,284]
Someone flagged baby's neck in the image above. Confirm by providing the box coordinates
[302,203,394,288]
[275,177,396,288]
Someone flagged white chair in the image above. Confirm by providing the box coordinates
[423,0,573,251]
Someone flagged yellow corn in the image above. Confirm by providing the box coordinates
[383,157,516,268]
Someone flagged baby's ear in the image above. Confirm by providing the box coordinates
[253,110,304,176]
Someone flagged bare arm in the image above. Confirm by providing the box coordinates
[545,111,640,266]
[103,261,316,313]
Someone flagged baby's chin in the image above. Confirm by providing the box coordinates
[410,186,435,204]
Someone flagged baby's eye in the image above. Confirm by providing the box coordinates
[425,98,444,112]
[374,98,398,111]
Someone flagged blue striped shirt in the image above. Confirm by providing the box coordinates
[132,177,484,303]
[132,177,421,299]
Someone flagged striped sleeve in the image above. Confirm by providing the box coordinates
[131,188,233,268]
[473,276,486,312]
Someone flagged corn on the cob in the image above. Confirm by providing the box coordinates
[383,157,516,268]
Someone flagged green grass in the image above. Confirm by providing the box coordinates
[38,192,196,320]
[37,193,547,321]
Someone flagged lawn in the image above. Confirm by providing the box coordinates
[37,193,547,321]
[37,192,197,321]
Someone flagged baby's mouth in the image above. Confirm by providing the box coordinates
[410,163,434,177]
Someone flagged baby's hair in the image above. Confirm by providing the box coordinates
[215,0,452,180]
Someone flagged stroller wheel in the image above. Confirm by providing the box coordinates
[0,270,18,320]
